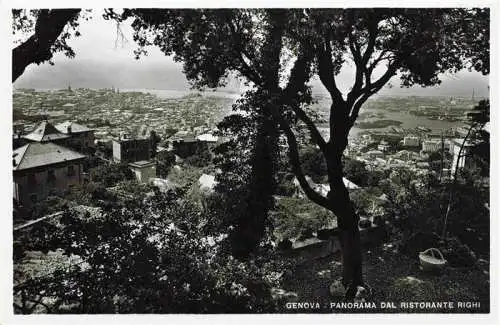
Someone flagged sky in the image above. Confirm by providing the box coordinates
[13,9,490,97]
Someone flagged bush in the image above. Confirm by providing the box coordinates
[14,189,284,313]
[90,163,135,187]
[385,169,489,261]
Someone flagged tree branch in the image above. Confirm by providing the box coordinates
[268,103,331,210]
[236,52,263,86]
[347,31,365,108]
[283,50,327,154]
[227,17,263,86]
[347,19,379,108]
[12,9,81,82]
[316,39,343,102]
[349,63,397,126]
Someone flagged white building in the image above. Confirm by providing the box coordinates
[403,136,420,147]
[129,160,156,183]
[196,133,218,142]
[421,140,441,153]
[198,174,218,193]
[450,138,473,176]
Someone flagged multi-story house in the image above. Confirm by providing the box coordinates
[13,142,86,207]
[55,121,95,153]
[112,134,153,163]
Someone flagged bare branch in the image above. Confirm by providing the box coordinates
[291,104,327,154]
[361,18,378,66]
[227,18,263,85]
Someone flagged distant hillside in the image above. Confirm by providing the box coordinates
[15,59,488,98]
[14,59,192,91]
[310,70,489,98]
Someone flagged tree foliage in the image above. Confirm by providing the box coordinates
[14,188,284,313]
[90,163,135,187]
[467,100,490,176]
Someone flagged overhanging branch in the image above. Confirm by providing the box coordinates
[12,9,81,82]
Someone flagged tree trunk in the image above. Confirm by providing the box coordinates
[230,113,278,258]
[326,116,363,299]
[329,166,363,299]
[336,202,363,298]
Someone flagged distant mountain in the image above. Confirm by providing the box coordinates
[309,70,489,98]
[14,59,192,91]
[377,72,489,98]
[14,59,489,98]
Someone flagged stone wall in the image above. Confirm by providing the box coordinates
[280,225,388,264]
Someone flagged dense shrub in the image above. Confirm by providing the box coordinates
[90,163,135,187]
[14,189,284,313]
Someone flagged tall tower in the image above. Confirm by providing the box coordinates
[472,88,475,102]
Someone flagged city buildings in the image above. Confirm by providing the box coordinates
[366,150,384,159]
[168,131,204,158]
[292,176,360,198]
[13,142,85,207]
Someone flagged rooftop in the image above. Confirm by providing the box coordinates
[55,121,93,134]
[196,133,218,142]
[129,160,155,168]
[23,121,70,142]
[13,142,85,171]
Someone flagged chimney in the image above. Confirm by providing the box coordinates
[67,125,72,134]
[13,158,17,167]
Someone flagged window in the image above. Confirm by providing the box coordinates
[67,165,75,177]
[47,170,56,183]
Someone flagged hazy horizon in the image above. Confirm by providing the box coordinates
[14,58,489,98]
